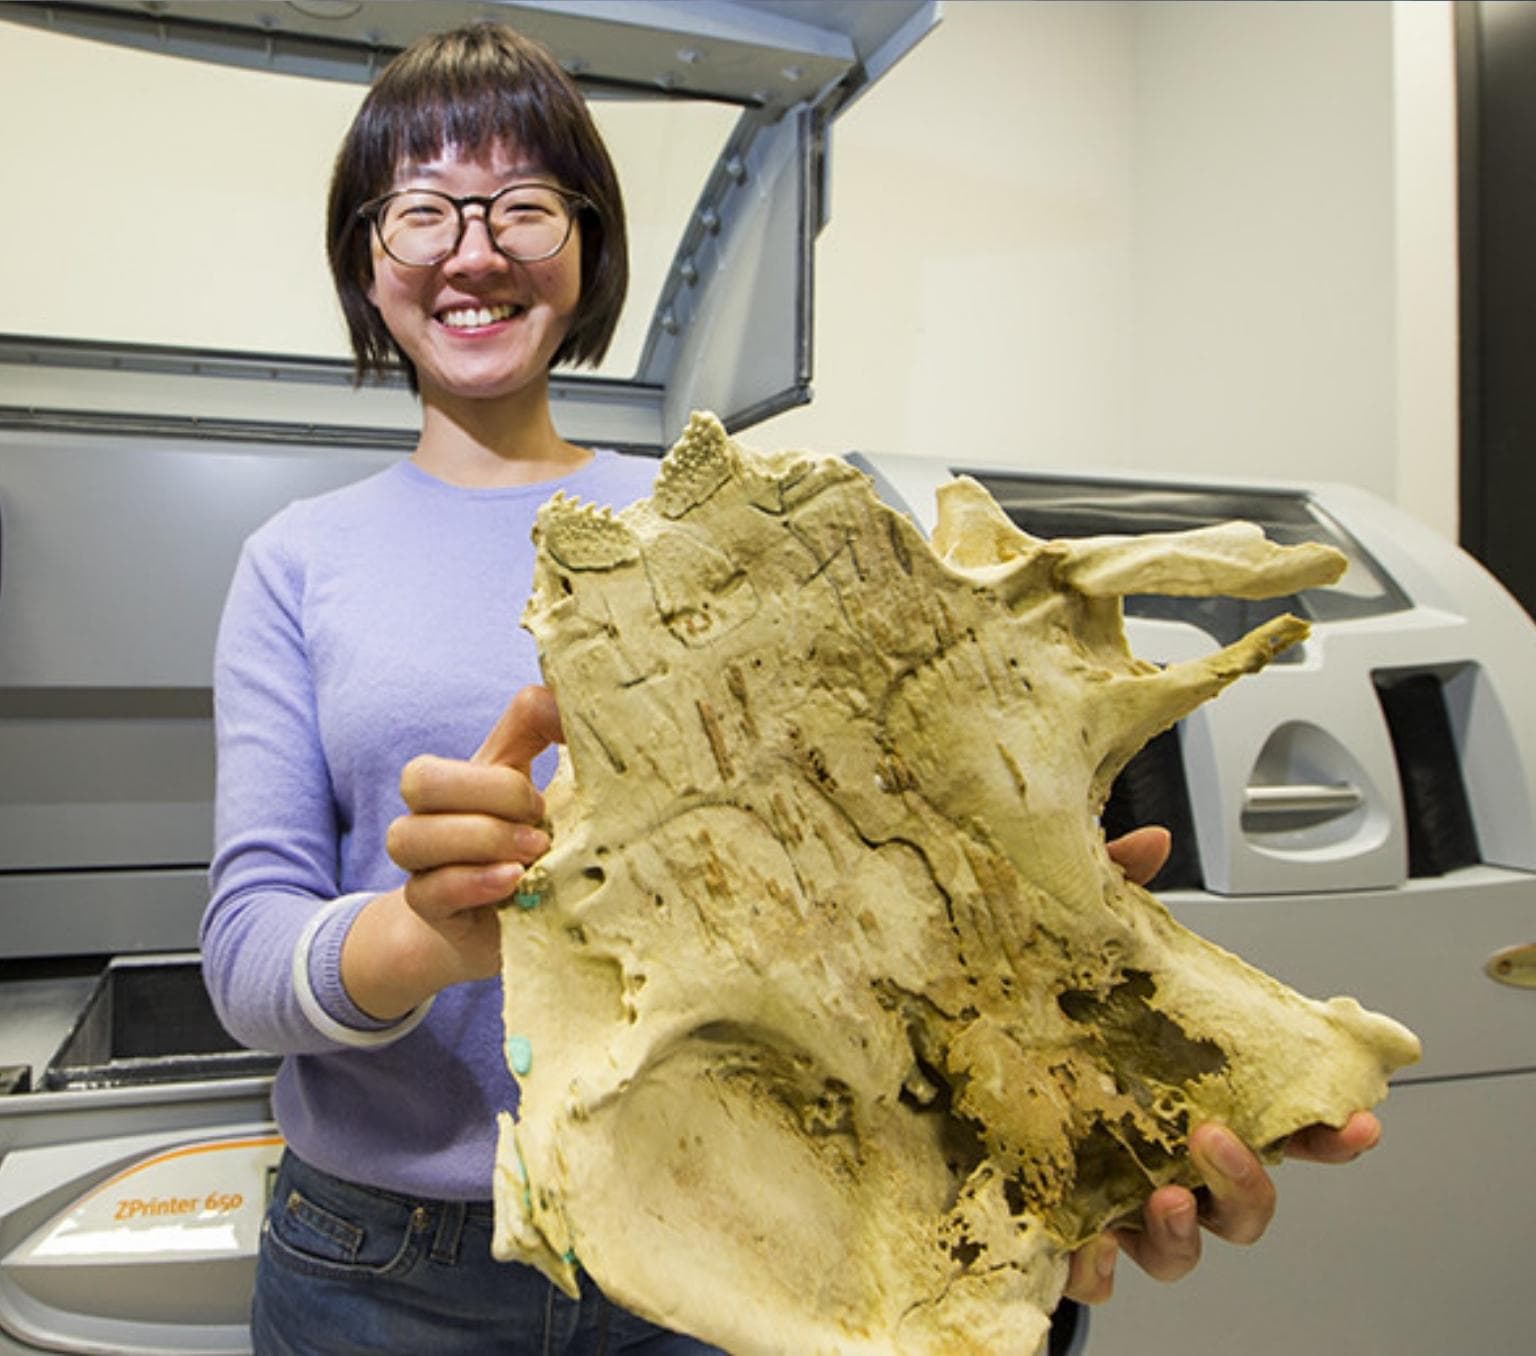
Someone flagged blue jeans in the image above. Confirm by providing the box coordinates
[253,1150,725,1355]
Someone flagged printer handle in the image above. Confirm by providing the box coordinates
[1242,783,1365,820]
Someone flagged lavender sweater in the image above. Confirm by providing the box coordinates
[203,450,659,1200]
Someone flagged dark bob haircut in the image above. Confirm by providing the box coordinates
[326,23,628,389]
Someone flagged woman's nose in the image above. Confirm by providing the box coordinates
[446,210,505,273]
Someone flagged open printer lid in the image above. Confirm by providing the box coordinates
[0,0,938,448]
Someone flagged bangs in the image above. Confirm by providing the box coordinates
[353,24,597,194]
[383,81,580,187]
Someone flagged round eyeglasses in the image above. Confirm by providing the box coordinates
[358,183,589,268]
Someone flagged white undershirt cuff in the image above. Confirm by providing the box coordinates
[291,892,435,1048]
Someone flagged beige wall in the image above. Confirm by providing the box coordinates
[0,23,360,357]
[760,0,1138,478]
[756,0,1460,538]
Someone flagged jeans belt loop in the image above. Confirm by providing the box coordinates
[430,1198,467,1265]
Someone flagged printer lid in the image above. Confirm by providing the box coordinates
[0,0,939,448]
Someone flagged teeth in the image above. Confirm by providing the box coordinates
[440,304,516,329]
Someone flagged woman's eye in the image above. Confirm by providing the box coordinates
[495,189,560,218]
[385,194,452,227]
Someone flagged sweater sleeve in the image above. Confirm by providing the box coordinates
[202,517,416,1053]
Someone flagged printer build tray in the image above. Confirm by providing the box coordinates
[42,955,279,1091]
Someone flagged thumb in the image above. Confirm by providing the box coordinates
[473,684,565,771]
[1105,824,1172,886]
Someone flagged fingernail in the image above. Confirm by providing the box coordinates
[1166,1200,1197,1242]
[1096,1237,1118,1279]
[515,827,550,857]
[1202,1130,1252,1183]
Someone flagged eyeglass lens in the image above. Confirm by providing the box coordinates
[376,186,575,265]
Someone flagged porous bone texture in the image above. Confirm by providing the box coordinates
[492,413,1420,1356]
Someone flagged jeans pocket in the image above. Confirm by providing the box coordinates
[262,1153,422,1281]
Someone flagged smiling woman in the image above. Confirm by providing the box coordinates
[197,21,742,1354]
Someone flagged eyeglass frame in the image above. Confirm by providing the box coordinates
[357,182,592,268]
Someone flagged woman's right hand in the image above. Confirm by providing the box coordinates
[341,685,562,1019]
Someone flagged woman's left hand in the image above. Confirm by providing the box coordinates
[1064,1112,1381,1302]
[1064,827,1384,1302]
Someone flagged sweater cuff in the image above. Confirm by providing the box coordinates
[293,892,435,1047]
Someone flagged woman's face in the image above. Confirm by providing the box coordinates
[366,141,583,410]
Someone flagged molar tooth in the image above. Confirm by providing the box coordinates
[652,411,736,519]
[536,493,641,572]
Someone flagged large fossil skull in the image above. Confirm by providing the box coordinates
[492,413,1420,1355]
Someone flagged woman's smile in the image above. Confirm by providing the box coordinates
[436,301,523,330]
